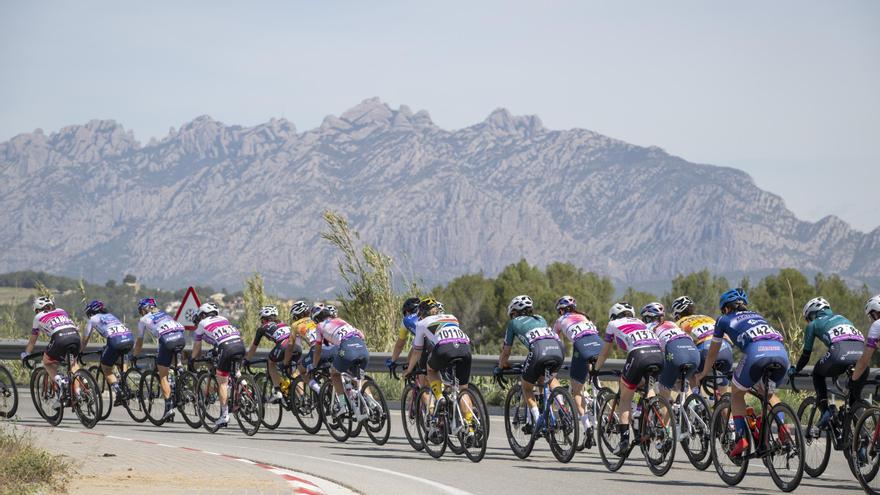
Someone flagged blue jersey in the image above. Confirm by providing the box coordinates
[403,314,418,335]
[713,310,784,352]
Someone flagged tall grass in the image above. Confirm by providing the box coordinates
[0,427,73,495]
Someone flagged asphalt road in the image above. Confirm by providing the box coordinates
[9,393,862,495]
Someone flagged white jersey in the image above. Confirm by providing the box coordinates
[85,313,132,339]
[137,311,186,340]
[646,320,692,351]
[603,317,661,354]
[31,308,77,338]
[194,315,242,347]
[316,318,364,346]
[413,314,470,350]
[867,320,880,349]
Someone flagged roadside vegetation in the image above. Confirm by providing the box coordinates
[0,427,73,495]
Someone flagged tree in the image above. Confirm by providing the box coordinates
[434,273,498,352]
[663,270,729,317]
[123,274,137,284]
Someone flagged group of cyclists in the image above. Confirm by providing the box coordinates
[12,286,880,490]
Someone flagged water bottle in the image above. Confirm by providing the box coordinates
[632,404,642,431]
[54,374,65,387]
[308,379,321,393]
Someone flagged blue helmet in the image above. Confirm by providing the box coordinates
[85,299,105,316]
[719,288,748,310]
[138,297,157,313]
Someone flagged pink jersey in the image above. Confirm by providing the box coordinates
[31,309,77,337]
[603,317,660,354]
[316,318,364,346]
[648,320,692,351]
[194,315,242,347]
[552,312,599,342]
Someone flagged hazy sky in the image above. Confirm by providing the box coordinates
[1,1,877,231]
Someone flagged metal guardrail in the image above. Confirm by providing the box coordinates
[0,338,830,391]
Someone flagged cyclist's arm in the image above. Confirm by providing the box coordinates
[794,322,816,372]
[282,336,296,367]
[499,344,512,369]
[191,339,202,360]
[390,328,408,362]
[853,342,876,381]
[696,339,722,381]
[594,341,612,370]
[24,332,38,354]
[311,340,323,368]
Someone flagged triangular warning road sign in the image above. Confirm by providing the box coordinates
[175,286,202,330]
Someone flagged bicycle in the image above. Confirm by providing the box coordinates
[24,351,102,428]
[669,362,713,470]
[246,358,285,430]
[317,363,390,445]
[286,361,329,434]
[709,362,805,492]
[413,358,489,462]
[140,350,201,428]
[498,364,579,463]
[573,359,616,452]
[595,366,677,476]
[0,362,18,418]
[796,366,872,479]
[194,351,263,435]
[81,350,153,424]
[390,362,428,452]
[850,393,880,494]
[78,350,114,421]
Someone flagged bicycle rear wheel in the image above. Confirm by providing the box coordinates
[641,395,677,476]
[72,369,102,428]
[0,364,18,418]
[765,402,804,492]
[122,368,148,423]
[845,400,871,479]
[255,373,282,430]
[596,394,627,472]
[234,374,263,436]
[710,397,749,486]
[682,393,712,470]
[30,367,63,425]
[416,387,447,459]
[851,406,880,493]
[547,387,579,463]
[401,384,424,451]
[290,376,322,434]
[458,387,489,462]
[503,384,534,459]
[797,396,831,478]
[361,379,390,445]
[90,366,113,421]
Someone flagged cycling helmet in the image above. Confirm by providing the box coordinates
[640,302,665,320]
[290,300,309,319]
[138,297,157,313]
[507,295,534,317]
[402,297,421,316]
[418,297,442,317]
[865,295,880,317]
[310,303,329,323]
[326,305,339,318]
[671,296,695,319]
[197,302,220,319]
[718,288,748,310]
[555,295,577,312]
[608,302,634,320]
[260,305,279,319]
[33,296,55,312]
[84,299,105,317]
[802,297,830,321]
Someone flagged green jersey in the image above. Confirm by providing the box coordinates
[802,308,864,353]
[503,315,559,348]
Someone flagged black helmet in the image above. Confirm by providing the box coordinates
[402,297,421,316]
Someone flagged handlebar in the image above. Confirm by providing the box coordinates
[244,358,268,375]
[789,372,810,394]
[77,350,103,366]
[22,351,44,370]
[388,362,426,381]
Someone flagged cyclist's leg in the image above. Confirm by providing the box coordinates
[425,344,447,400]
[417,342,432,389]
[812,348,834,415]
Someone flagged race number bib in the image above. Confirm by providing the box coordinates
[565,321,598,340]
[827,324,863,343]
[436,326,469,343]
[526,327,556,344]
[625,329,657,348]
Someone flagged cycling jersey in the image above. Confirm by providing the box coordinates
[868,320,880,349]
[504,315,559,348]
[802,309,864,353]
[713,310,784,351]
[252,321,291,347]
[647,320,692,351]
[316,318,364,346]
[603,317,660,353]
[85,313,133,340]
[31,308,77,338]
[676,314,731,346]
[194,315,242,347]
[552,312,599,342]
[290,317,318,349]
[413,314,470,350]
[138,311,186,340]
[397,313,419,340]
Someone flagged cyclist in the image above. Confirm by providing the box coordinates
[552,295,602,432]
[244,305,291,403]
[673,296,734,397]
[852,295,880,410]
[388,297,422,376]
[695,288,790,457]
[642,302,699,403]
[788,297,865,427]
[190,302,246,428]
[283,301,329,394]
[309,303,369,418]
[22,296,81,410]
[498,295,565,430]
[80,300,134,406]
[594,302,664,454]
[134,297,187,421]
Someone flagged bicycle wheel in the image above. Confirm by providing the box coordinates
[174,370,202,429]
[0,364,18,418]
[468,384,491,440]
[682,393,713,470]
[547,387,579,463]
[503,384,534,459]
[710,397,749,486]
[72,369,102,428]
[290,376,322,434]
[401,384,424,451]
[361,379,390,445]
[319,381,350,442]
[255,373,283,430]
[458,387,489,462]
[845,400,872,479]
[198,373,222,433]
[140,370,167,426]
[122,368,148,423]
[796,396,830,478]
[234,374,263,436]
[30,368,63,425]
[415,387,447,458]
[641,395,677,476]
[851,406,880,493]
[90,366,113,421]
[765,402,804,492]
[596,394,627,472]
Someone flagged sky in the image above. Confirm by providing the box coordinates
[1,1,877,231]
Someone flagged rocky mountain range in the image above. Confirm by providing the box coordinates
[1,98,877,295]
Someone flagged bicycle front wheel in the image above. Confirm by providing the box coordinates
[234,374,263,436]
[766,402,805,492]
[175,370,202,429]
[72,369,102,429]
[0,364,18,418]
[361,379,390,445]
[415,387,447,459]
[682,393,712,470]
[401,384,424,451]
[851,406,880,493]
[503,384,534,459]
[319,381,350,442]
[596,394,627,472]
[30,368,62,425]
[290,376,322,434]
[140,370,167,426]
[710,397,749,486]
[458,387,489,463]
[255,373,282,430]
[797,396,831,478]
[90,365,113,421]
[122,368,148,423]
[547,387,579,463]
[641,395,677,476]
[198,373,222,433]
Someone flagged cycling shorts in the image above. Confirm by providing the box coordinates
[621,346,664,390]
[303,344,336,369]
[521,338,564,384]
[659,338,700,389]
[271,341,295,363]
[697,340,734,386]
[428,342,472,385]
[216,339,246,377]
[813,340,863,378]
[100,334,134,367]
[157,331,186,368]
[333,337,369,375]
[45,329,81,363]
[569,333,603,384]
[732,341,789,391]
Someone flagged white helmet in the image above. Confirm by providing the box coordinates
[290,300,309,319]
[198,302,220,318]
[609,302,635,320]
[866,295,880,317]
[671,296,694,319]
[507,295,533,317]
[260,305,279,319]
[326,305,338,318]
[802,297,830,321]
[33,296,55,312]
